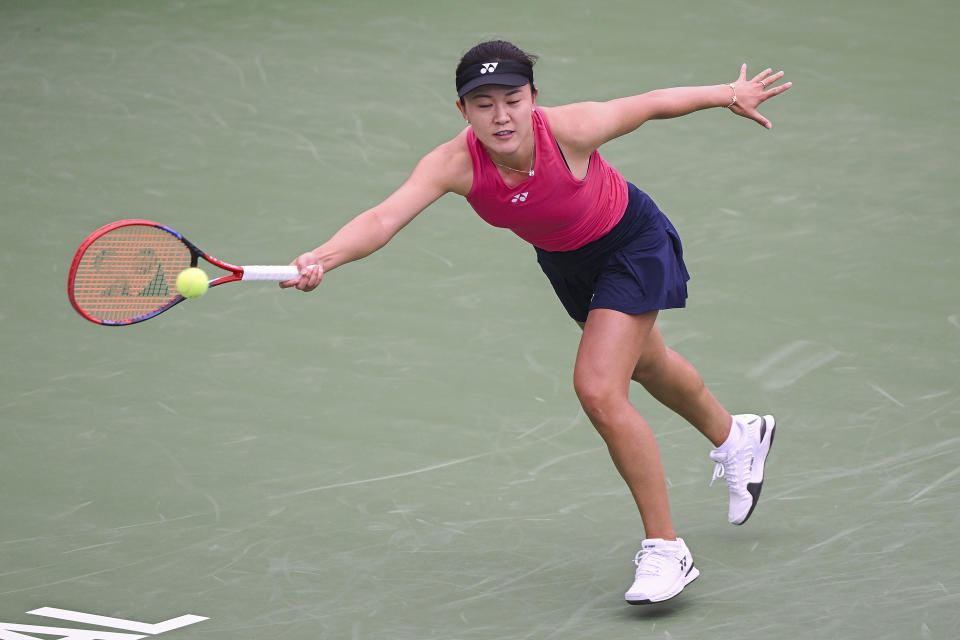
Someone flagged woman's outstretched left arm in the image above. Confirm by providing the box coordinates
[550,64,792,152]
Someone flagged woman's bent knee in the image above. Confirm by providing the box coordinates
[574,375,627,428]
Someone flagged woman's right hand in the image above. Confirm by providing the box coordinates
[279,251,324,292]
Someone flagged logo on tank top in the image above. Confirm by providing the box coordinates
[481,62,499,74]
[511,192,528,203]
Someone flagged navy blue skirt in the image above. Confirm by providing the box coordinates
[534,183,690,323]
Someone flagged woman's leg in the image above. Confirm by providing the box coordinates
[573,308,675,539]
[623,322,777,526]
[630,324,732,448]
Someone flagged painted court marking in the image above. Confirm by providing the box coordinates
[0,608,207,640]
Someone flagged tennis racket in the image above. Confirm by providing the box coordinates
[68,219,300,326]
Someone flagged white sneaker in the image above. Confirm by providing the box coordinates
[624,538,700,604]
[710,414,776,525]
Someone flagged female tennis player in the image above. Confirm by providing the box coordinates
[282,40,790,605]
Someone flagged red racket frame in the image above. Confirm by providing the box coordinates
[68,219,247,326]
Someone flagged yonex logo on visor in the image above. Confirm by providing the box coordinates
[456,60,534,97]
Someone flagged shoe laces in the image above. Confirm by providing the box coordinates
[634,546,673,577]
[709,459,729,487]
[709,446,750,490]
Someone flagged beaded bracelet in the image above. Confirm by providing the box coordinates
[726,83,737,108]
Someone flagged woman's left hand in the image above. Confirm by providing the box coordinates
[729,64,792,129]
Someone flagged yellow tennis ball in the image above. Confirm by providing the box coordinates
[176,267,209,298]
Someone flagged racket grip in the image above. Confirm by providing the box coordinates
[241,265,301,281]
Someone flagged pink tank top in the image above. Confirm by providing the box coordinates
[465,108,628,251]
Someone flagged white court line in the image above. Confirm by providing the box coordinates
[27,607,207,634]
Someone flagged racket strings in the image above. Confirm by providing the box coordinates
[72,225,192,322]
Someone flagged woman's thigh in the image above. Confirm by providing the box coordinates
[573,308,660,396]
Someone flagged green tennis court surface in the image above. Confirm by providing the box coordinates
[2,1,957,638]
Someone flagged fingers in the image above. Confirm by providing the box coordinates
[756,70,787,92]
[765,80,793,99]
[279,260,323,291]
[740,66,790,93]
[296,264,323,291]
[731,65,791,130]
[751,68,773,84]
[732,104,773,130]
[756,77,793,112]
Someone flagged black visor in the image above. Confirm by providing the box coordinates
[456,60,534,97]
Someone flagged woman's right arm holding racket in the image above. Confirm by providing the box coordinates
[281,134,472,292]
